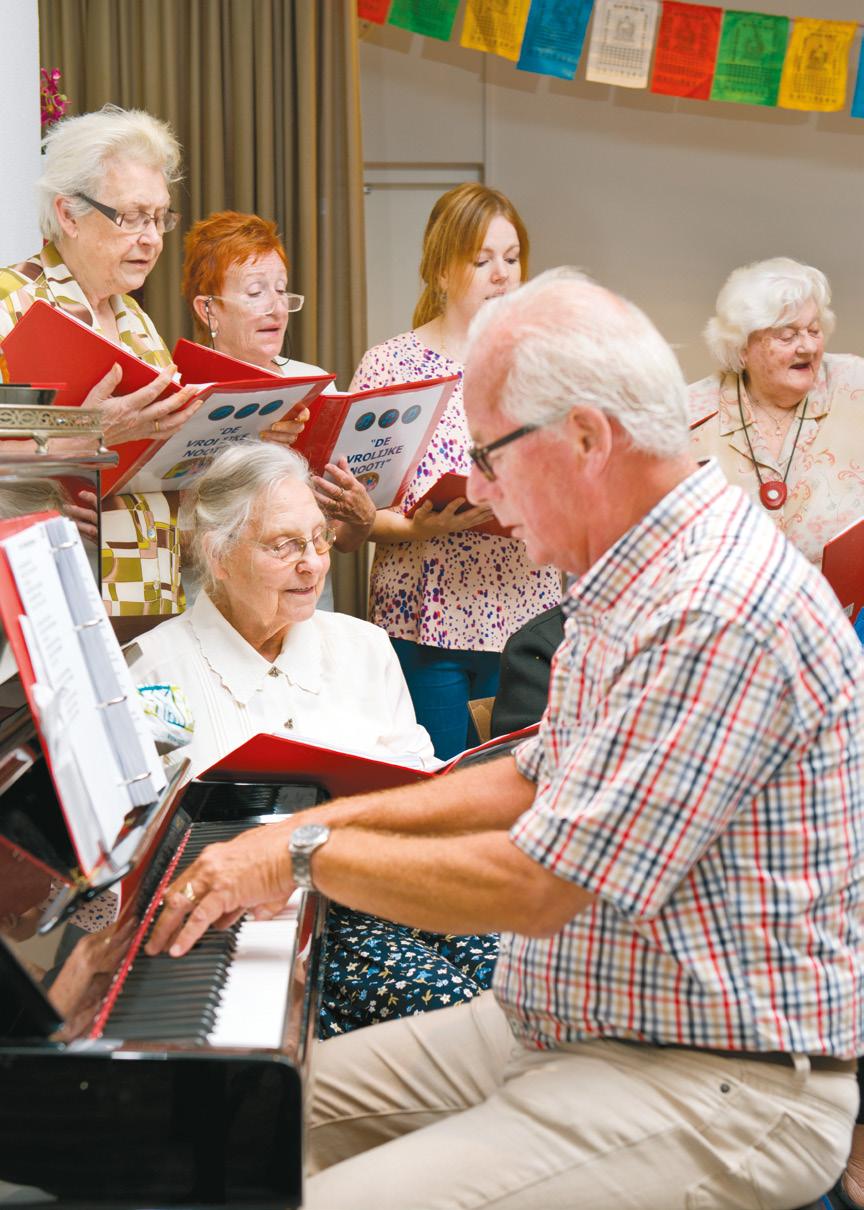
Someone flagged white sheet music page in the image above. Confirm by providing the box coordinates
[3,522,131,872]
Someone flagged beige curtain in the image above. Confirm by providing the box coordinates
[39,0,370,615]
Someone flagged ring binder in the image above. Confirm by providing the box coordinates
[119,770,151,786]
[95,694,128,709]
[73,617,103,631]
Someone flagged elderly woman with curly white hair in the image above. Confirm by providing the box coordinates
[130,442,500,1039]
[689,256,864,565]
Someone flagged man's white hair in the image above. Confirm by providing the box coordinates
[466,266,690,457]
[37,104,182,242]
[704,257,836,373]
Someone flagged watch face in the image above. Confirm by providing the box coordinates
[293,823,329,851]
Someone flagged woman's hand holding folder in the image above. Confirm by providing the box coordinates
[83,362,202,447]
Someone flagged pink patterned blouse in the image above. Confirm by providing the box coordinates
[351,330,561,651]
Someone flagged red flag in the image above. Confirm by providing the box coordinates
[650,1,722,101]
[358,0,391,23]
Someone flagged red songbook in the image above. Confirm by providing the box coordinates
[408,472,513,538]
[821,515,864,625]
[291,376,458,508]
[171,338,281,385]
[203,724,539,799]
[1,300,183,496]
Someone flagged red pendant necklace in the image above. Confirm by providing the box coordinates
[736,377,808,512]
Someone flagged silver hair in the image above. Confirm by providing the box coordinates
[37,104,182,242]
[178,442,311,597]
[704,257,836,373]
[466,266,690,457]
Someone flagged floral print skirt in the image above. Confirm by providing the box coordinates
[318,903,498,1040]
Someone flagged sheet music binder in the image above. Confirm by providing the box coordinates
[0,511,167,883]
[407,472,514,538]
[821,514,864,625]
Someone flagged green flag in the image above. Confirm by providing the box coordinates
[710,11,789,106]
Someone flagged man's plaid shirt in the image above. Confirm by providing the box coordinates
[496,462,864,1055]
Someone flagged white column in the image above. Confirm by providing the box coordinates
[0,0,41,264]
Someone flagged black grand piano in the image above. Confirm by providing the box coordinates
[0,398,325,1208]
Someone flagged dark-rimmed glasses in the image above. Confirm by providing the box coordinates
[253,525,336,565]
[76,192,180,234]
[468,424,539,482]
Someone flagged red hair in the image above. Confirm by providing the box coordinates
[182,210,289,336]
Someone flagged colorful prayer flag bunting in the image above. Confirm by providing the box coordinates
[585,0,661,90]
[778,18,857,113]
[517,0,594,80]
[461,0,534,62]
[650,2,722,101]
[710,11,789,107]
[388,0,461,42]
[357,0,391,23]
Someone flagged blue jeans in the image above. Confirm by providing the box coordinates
[391,638,501,761]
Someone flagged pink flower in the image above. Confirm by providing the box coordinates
[40,66,69,133]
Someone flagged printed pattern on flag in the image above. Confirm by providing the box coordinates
[650,1,723,101]
[710,11,790,107]
[778,18,857,113]
[586,0,660,89]
[517,0,594,80]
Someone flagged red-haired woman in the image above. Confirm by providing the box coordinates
[351,184,562,759]
[182,212,374,594]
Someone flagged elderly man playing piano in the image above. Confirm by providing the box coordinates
[149,267,864,1210]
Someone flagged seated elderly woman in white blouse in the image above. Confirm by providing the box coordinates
[132,443,499,1039]
[131,442,434,779]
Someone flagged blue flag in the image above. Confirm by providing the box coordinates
[851,38,864,118]
[517,0,594,80]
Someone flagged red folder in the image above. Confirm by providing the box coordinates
[0,300,183,496]
[821,515,864,625]
[171,338,281,385]
[291,376,457,507]
[408,472,513,538]
[202,723,539,798]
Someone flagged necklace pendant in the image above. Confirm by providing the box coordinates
[759,480,787,510]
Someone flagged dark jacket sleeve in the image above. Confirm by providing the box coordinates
[490,604,565,738]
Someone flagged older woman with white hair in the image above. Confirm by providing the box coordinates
[131,442,500,1037]
[0,104,207,619]
[689,256,864,564]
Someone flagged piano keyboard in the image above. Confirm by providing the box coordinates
[103,817,303,1048]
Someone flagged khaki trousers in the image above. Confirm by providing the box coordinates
[304,991,857,1210]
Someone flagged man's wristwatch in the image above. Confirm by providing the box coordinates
[289,823,331,890]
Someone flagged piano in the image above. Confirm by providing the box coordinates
[0,399,325,1208]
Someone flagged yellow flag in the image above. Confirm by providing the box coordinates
[461,0,533,61]
[778,18,857,112]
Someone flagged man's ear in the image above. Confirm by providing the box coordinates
[565,406,613,464]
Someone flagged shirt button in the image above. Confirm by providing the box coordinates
[284,718,294,729]
[147,526,156,539]
[268,667,280,678]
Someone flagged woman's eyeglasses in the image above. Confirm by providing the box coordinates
[208,290,304,316]
[76,192,180,234]
[253,526,336,564]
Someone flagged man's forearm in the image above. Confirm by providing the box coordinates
[310,755,536,837]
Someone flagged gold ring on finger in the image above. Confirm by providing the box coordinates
[153,418,161,434]
[182,881,197,904]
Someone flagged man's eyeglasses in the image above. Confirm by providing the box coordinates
[253,525,336,564]
[208,290,304,316]
[468,424,539,482]
[76,192,180,234]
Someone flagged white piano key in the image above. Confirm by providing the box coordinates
[207,891,303,1050]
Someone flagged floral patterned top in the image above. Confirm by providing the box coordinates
[689,353,864,565]
[351,330,561,650]
[0,243,182,615]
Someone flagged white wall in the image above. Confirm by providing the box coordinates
[359,0,864,382]
[0,0,42,265]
